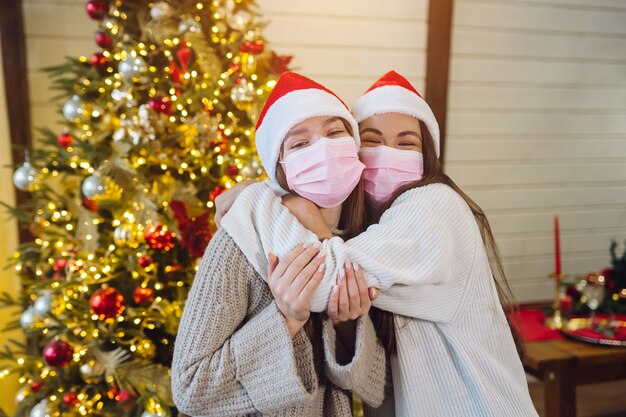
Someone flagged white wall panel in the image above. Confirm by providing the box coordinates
[449,0,626,301]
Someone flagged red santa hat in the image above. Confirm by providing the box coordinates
[351,71,440,156]
[255,71,360,185]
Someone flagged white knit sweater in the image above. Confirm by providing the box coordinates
[221,182,539,417]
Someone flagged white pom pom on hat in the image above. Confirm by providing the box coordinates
[254,71,360,185]
[351,71,440,157]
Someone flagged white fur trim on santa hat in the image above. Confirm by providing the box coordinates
[255,88,360,187]
[351,85,440,157]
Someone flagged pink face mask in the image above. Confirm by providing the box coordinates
[282,137,365,208]
[359,146,424,210]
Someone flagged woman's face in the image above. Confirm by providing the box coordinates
[281,116,350,159]
[359,113,423,152]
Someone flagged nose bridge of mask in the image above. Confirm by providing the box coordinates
[360,145,423,171]
[283,136,355,164]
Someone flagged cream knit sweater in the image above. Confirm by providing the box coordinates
[221,182,539,417]
[171,229,388,416]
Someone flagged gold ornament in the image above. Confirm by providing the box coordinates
[240,53,257,76]
[80,359,106,384]
[230,81,256,111]
[102,113,121,132]
[114,223,143,248]
[135,338,157,360]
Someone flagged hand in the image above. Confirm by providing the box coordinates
[267,244,326,337]
[282,194,333,240]
[327,263,379,326]
[214,180,256,228]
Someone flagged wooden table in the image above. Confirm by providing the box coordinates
[523,338,626,417]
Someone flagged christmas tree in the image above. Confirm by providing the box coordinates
[2,0,291,415]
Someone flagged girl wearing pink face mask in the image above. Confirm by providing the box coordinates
[219,72,538,416]
[172,72,387,417]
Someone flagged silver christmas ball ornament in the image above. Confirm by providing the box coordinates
[20,306,36,329]
[150,2,173,21]
[13,162,38,191]
[30,400,51,417]
[227,10,251,31]
[63,95,84,121]
[82,174,106,198]
[119,55,147,81]
[33,291,53,316]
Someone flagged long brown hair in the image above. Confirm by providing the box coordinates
[371,121,523,356]
[275,118,368,338]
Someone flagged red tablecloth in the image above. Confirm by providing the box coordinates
[509,308,563,342]
[509,308,626,342]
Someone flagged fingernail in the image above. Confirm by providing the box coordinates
[345,262,351,269]
[369,288,378,299]
[317,263,326,272]
[303,242,313,248]
[339,269,345,280]
[353,263,360,271]
[316,251,325,259]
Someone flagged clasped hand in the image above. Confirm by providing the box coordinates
[267,245,379,337]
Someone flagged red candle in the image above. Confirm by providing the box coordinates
[554,216,561,276]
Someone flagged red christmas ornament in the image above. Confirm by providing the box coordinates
[54,258,69,271]
[57,133,73,148]
[240,40,265,55]
[86,0,108,20]
[89,287,125,320]
[63,392,79,407]
[144,225,176,251]
[148,96,172,116]
[210,186,226,202]
[90,52,110,72]
[118,389,133,402]
[82,196,99,212]
[30,381,44,392]
[133,287,155,305]
[226,165,240,177]
[137,255,153,268]
[95,32,112,49]
[43,340,74,367]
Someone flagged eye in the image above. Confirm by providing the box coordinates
[290,140,309,149]
[362,137,382,144]
[399,141,417,147]
[327,128,346,137]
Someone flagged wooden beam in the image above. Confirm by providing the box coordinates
[425,0,454,163]
[1,0,32,243]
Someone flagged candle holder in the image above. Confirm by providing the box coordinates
[545,272,567,329]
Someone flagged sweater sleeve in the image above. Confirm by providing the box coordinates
[171,229,318,416]
[221,183,477,322]
[336,183,478,322]
[321,316,388,408]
